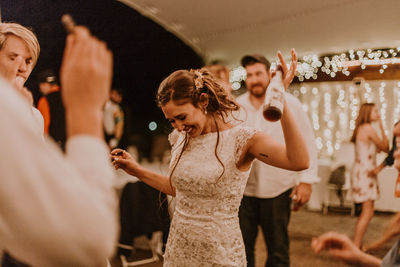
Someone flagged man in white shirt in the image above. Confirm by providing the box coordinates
[0,23,118,266]
[236,54,319,267]
[104,88,124,149]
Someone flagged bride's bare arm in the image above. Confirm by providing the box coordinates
[244,103,310,171]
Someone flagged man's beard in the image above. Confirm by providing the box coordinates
[249,84,267,98]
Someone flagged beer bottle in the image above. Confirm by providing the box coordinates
[263,66,285,121]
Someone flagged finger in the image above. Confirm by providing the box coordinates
[112,164,119,170]
[277,50,288,74]
[289,48,298,74]
[61,34,91,83]
[291,48,298,61]
[311,238,325,253]
[61,26,91,67]
[311,237,327,253]
[299,197,308,206]
[73,26,91,38]
[62,34,75,63]
[298,191,310,204]
[97,39,113,90]
[111,148,124,156]
[289,188,297,198]
[295,193,304,204]
[327,249,346,259]
[113,157,128,164]
[311,237,318,251]
[106,49,113,89]
[321,232,349,247]
[96,40,108,69]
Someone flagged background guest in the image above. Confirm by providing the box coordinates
[204,62,232,94]
[37,69,66,150]
[312,121,400,267]
[368,120,400,178]
[104,88,124,149]
[349,103,389,248]
[236,51,319,267]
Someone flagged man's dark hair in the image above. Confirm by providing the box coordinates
[241,54,271,71]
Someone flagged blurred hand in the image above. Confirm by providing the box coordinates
[311,232,365,265]
[367,167,379,178]
[60,26,113,113]
[111,148,141,177]
[277,48,297,89]
[290,182,311,211]
[312,232,382,267]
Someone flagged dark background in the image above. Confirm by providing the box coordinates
[2,0,204,156]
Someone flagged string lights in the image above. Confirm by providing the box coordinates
[290,81,400,159]
[295,47,400,81]
[229,46,400,86]
[229,48,400,159]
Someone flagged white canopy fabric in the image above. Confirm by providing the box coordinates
[118,0,400,66]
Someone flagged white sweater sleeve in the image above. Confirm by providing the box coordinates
[0,80,118,266]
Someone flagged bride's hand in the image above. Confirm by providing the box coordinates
[110,148,141,176]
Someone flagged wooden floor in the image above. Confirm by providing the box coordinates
[110,208,395,267]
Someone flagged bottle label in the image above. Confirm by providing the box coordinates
[263,70,285,121]
[268,88,284,111]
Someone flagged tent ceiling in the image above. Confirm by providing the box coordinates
[119,0,400,67]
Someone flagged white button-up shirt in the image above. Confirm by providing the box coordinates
[0,78,118,266]
[236,91,319,198]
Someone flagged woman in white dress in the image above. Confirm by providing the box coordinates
[111,50,309,266]
[349,103,389,248]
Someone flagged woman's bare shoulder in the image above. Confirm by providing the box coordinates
[359,123,374,132]
[356,124,373,140]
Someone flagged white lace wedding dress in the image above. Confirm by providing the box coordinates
[164,126,256,267]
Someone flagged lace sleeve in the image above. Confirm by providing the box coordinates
[168,130,185,169]
[234,126,257,164]
[168,129,181,147]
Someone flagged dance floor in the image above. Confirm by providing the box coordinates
[110,208,395,267]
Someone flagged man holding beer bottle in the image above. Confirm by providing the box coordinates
[236,50,319,267]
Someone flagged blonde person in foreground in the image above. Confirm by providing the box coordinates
[0,24,118,266]
[111,49,309,266]
[312,122,400,267]
[0,23,44,138]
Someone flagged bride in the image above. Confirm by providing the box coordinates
[111,49,309,266]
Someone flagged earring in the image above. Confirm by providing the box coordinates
[204,109,208,115]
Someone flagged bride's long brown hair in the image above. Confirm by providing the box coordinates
[156,68,240,190]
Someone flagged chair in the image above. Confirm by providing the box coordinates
[322,142,355,215]
[119,233,162,267]
[115,180,169,266]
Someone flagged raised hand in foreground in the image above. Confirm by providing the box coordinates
[311,232,381,267]
[60,26,113,138]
